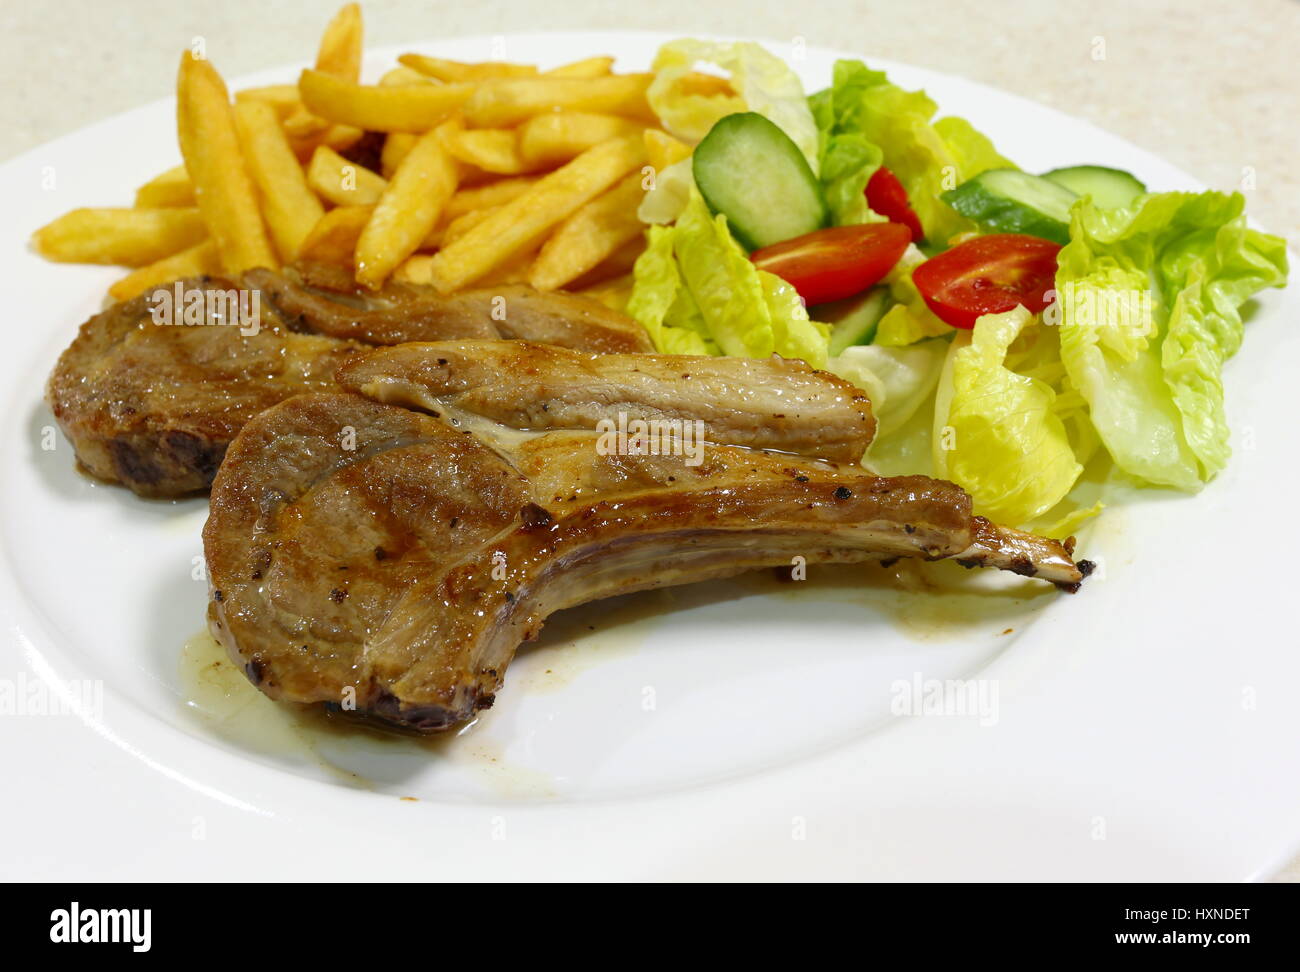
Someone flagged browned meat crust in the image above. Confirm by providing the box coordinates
[45,278,359,497]
[245,266,653,353]
[46,270,655,496]
[204,390,1085,733]
[336,340,876,463]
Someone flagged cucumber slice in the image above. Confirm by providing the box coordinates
[693,112,828,250]
[818,288,891,355]
[940,168,1077,245]
[1042,165,1146,209]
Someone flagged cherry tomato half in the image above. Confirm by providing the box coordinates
[865,166,924,243]
[750,222,911,307]
[911,233,1062,330]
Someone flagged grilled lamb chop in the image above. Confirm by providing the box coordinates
[46,271,651,496]
[204,343,1088,733]
[245,265,651,352]
[336,341,876,463]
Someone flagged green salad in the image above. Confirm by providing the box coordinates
[625,38,1289,532]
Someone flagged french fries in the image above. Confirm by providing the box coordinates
[235,84,304,119]
[38,5,673,307]
[461,74,654,127]
[380,132,417,176]
[33,207,207,266]
[518,112,644,167]
[442,174,541,219]
[287,123,365,161]
[297,205,373,268]
[315,2,363,79]
[432,205,500,249]
[134,166,195,208]
[282,3,364,163]
[307,145,388,205]
[528,172,646,290]
[108,240,220,301]
[399,54,537,82]
[355,122,459,288]
[379,65,437,87]
[445,129,533,175]
[299,69,473,131]
[570,236,646,288]
[544,56,615,79]
[644,128,692,172]
[177,51,277,273]
[577,272,635,311]
[234,100,325,260]
[426,133,646,293]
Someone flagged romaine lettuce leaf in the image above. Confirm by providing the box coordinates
[826,340,946,437]
[628,191,830,366]
[933,307,1083,524]
[648,39,819,171]
[1055,190,1288,488]
[809,59,1013,240]
[873,244,954,346]
[638,157,695,225]
[625,225,716,355]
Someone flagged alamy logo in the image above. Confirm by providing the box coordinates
[49,902,151,952]
[148,282,261,336]
[595,412,706,466]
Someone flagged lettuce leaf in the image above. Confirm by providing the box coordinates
[648,39,819,171]
[628,191,830,366]
[626,225,716,355]
[638,157,695,225]
[1055,190,1288,488]
[826,340,946,437]
[873,244,955,346]
[809,59,1013,240]
[933,307,1083,524]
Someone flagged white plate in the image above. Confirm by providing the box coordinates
[3,31,1298,882]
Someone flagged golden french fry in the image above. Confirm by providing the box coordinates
[288,123,364,161]
[297,205,373,268]
[355,123,459,289]
[392,253,435,284]
[379,65,437,87]
[474,244,542,288]
[281,7,366,163]
[446,129,534,175]
[644,128,692,173]
[430,205,500,249]
[233,99,325,260]
[443,175,541,219]
[282,110,331,139]
[235,85,303,119]
[544,56,615,79]
[307,145,388,206]
[518,112,643,167]
[577,272,635,311]
[134,165,195,208]
[528,172,646,290]
[380,132,418,177]
[177,51,277,273]
[426,133,645,293]
[462,74,654,127]
[108,240,220,301]
[299,69,473,132]
[569,236,646,289]
[315,3,363,80]
[678,71,737,98]
[398,53,537,82]
[32,207,207,266]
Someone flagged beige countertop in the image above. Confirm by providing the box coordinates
[3,0,1297,880]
